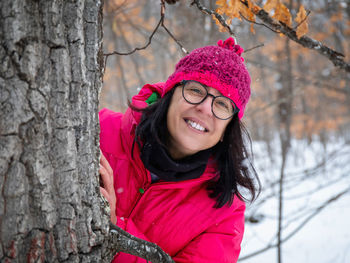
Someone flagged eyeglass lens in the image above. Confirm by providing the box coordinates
[182,81,235,120]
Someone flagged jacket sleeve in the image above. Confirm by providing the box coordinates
[99,108,124,157]
[172,203,245,263]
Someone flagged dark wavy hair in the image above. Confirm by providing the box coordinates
[131,86,260,208]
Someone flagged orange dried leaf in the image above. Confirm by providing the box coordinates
[274,3,292,27]
[295,5,307,23]
[246,0,252,8]
[226,0,241,19]
[212,14,219,25]
[263,0,279,12]
[250,23,255,34]
[216,0,227,7]
[295,5,309,38]
[218,23,227,32]
[238,0,255,21]
[216,0,229,15]
[251,4,261,14]
[216,8,224,15]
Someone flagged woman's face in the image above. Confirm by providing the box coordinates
[166,85,231,160]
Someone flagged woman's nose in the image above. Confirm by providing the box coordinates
[196,95,213,116]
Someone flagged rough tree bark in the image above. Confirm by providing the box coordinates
[0,1,175,262]
[0,0,110,261]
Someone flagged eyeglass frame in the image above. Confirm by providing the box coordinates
[174,80,240,120]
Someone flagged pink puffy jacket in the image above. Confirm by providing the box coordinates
[99,83,246,263]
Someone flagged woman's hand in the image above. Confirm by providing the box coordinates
[99,152,117,224]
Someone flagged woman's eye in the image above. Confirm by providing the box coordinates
[215,100,230,110]
[188,87,204,95]
[192,88,201,93]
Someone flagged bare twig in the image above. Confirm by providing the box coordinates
[244,43,264,53]
[190,0,236,37]
[240,12,281,34]
[103,16,163,69]
[283,187,350,243]
[293,10,311,30]
[104,0,129,18]
[116,20,146,85]
[162,24,189,54]
[103,0,188,71]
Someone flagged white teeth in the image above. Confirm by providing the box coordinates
[186,120,205,131]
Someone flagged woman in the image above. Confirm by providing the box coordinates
[99,38,260,263]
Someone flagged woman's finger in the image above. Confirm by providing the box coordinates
[100,186,109,200]
[99,151,117,224]
[99,165,113,191]
[100,153,113,176]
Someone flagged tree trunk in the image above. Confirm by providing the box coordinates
[276,37,293,263]
[0,1,176,262]
[0,0,110,261]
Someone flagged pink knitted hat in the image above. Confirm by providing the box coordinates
[163,37,251,119]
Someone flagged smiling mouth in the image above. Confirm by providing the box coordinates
[185,119,208,132]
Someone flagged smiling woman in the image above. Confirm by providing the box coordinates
[166,83,232,159]
[99,38,260,263]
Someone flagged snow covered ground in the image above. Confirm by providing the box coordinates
[240,138,350,263]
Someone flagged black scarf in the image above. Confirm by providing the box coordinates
[140,134,213,182]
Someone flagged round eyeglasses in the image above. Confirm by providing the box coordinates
[177,80,240,120]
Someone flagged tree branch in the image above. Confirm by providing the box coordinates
[254,8,349,72]
[191,0,350,73]
[162,22,189,54]
[103,0,188,71]
[190,0,236,37]
[103,15,163,70]
[107,223,175,263]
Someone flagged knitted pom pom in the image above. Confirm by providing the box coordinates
[217,37,245,62]
[217,38,235,50]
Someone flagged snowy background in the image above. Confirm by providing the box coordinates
[241,138,350,262]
